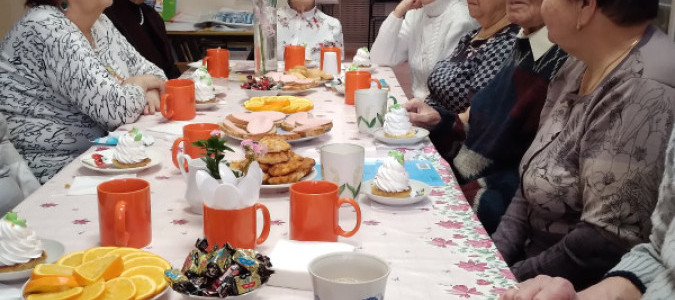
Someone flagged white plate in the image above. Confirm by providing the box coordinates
[196,100,220,110]
[261,169,317,192]
[372,127,429,145]
[0,239,65,282]
[174,288,258,299]
[81,149,162,174]
[364,180,430,206]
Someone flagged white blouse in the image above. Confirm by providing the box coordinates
[277,6,344,62]
[371,0,477,98]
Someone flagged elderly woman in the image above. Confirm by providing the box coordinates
[500,127,675,300]
[371,0,477,98]
[277,0,344,62]
[104,0,181,79]
[425,0,519,114]
[0,0,167,183]
[404,0,568,233]
[492,0,675,290]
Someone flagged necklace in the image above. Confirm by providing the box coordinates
[579,38,639,95]
[139,7,144,25]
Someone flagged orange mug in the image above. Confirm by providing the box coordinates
[161,79,196,121]
[320,47,341,73]
[171,123,220,169]
[345,71,382,105]
[284,45,306,71]
[97,178,152,248]
[289,181,361,242]
[204,48,230,78]
[203,203,271,250]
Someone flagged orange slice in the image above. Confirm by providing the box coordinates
[81,247,117,262]
[128,275,157,300]
[73,254,123,285]
[75,279,105,300]
[105,248,139,258]
[120,265,167,293]
[124,256,171,271]
[31,264,74,279]
[56,251,85,268]
[121,252,159,263]
[26,287,83,300]
[24,276,80,295]
[101,277,136,300]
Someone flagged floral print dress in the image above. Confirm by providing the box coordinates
[277,6,344,62]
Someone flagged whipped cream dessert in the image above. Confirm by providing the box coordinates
[0,212,44,267]
[352,47,371,67]
[190,66,217,103]
[373,156,410,193]
[113,130,149,165]
[383,105,414,138]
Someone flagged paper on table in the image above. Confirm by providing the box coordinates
[314,159,445,186]
[146,121,192,136]
[266,240,355,290]
[68,174,137,196]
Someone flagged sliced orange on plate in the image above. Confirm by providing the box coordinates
[75,279,105,300]
[26,287,83,300]
[124,256,170,272]
[73,254,123,285]
[24,276,80,295]
[101,277,136,300]
[120,265,167,293]
[128,275,157,300]
[31,264,74,279]
[81,247,116,263]
[56,251,84,268]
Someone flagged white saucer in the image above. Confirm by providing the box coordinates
[81,149,162,174]
[261,169,317,192]
[364,180,430,206]
[0,239,65,282]
[371,127,430,145]
[196,100,220,110]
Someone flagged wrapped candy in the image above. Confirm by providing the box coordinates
[166,238,274,298]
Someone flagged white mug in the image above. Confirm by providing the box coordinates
[322,51,339,76]
[354,88,388,134]
[178,154,208,214]
[320,143,364,199]
[309,252,390,300]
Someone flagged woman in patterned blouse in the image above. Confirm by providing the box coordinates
[0,0,167,183]
[277,0,344,62]
[425,0,519,114]
[493,0,675,290]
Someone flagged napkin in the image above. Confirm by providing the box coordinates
[67,174,137,196]
[0,282,22,300]
[266,240,355,290]
[146,121,192,136]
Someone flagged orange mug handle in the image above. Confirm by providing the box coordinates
[171,137,186,169]
[202,56,209,66]
[114,201,129,247]
[255,203,270,245]
[336,198,361,237]
[370,79,382,89]
[160,93,174,119]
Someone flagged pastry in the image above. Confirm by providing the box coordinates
[352,47,371,67]
[190,65,217,103]
[259,136,291,153]
[0,212,46,273]
[112,129,150,169]
[371,151,411,198]
[383,104,416,139]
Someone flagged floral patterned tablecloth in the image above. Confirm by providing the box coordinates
[8,64,515,299]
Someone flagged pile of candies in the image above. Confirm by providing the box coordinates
[240,76,279,90]
[165,239,274,298]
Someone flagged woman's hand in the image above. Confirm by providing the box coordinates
[123,75,166,94]
[500,275,577,300]
[393,0,423,18]
[458,107,470,124]
[143,89,160,115]
[403,98,441,129]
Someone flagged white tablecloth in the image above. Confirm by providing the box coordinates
[7,66,515,299]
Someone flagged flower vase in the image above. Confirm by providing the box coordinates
[253,0,278,75]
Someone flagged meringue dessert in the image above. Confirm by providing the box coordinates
[190,65,218,104]
[371,151,411,198]
[352,47,371,67]
[112,129,150,168]
[0,212,46,273]
[383,104,416,138]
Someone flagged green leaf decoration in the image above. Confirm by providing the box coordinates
[388,150,404,166]
[338,184,346,196]
[4,212,26,227]
[346,182,362,198]
[376,113,384,125]
[348,64,359,71]
[389,96,398,105]
[368,117,376,128]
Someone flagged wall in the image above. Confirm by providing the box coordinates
[0,2,26,39]
[176,0,253,15]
